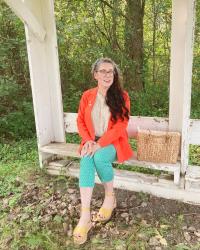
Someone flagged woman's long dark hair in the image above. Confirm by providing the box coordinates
[91,58,129,123]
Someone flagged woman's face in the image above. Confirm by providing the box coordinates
[94,62,114,88]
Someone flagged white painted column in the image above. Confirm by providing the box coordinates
[169,0,196,174]
[23,0,65,167]
[3,0,46,41]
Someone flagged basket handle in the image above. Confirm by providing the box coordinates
[147,129,170,141]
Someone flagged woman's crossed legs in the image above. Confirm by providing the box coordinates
[75,144,116,232]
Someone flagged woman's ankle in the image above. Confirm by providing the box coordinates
[80,208,91,219]
[105,191,114,196]
[79,213,91,224]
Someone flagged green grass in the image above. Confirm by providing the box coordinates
[0,138,73,250]
[0,138,38,197]
[189,145,200,166]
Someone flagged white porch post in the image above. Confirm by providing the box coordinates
[169,0,196,174]
[22,0,65,167]
[3,0,46,42]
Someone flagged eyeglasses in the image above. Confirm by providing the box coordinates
[97,69,114,77]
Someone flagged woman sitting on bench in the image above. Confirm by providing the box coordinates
[73,57,134,245]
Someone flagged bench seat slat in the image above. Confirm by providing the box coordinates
[40,142,79,158]
[40,142,180,184]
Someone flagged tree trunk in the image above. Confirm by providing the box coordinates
[124,0,145,91]
[152,0,156,84]
[111,0,119,51]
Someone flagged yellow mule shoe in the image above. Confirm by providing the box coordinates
[73,207,92,245]
[94,191,117,223]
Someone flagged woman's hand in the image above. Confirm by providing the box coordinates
[80,140,96,157]
[80,141,101,158]
[89,143,101,158]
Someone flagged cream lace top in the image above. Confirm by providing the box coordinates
[91,91,111,137]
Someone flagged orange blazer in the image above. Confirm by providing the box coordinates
[76,87,134,163]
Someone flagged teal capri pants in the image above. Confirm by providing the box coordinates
[79,144,117,187]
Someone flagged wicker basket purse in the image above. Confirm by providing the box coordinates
[137,128,181,163]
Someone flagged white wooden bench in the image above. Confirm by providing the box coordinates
[40,113,181,185]
[38,114,200,204]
